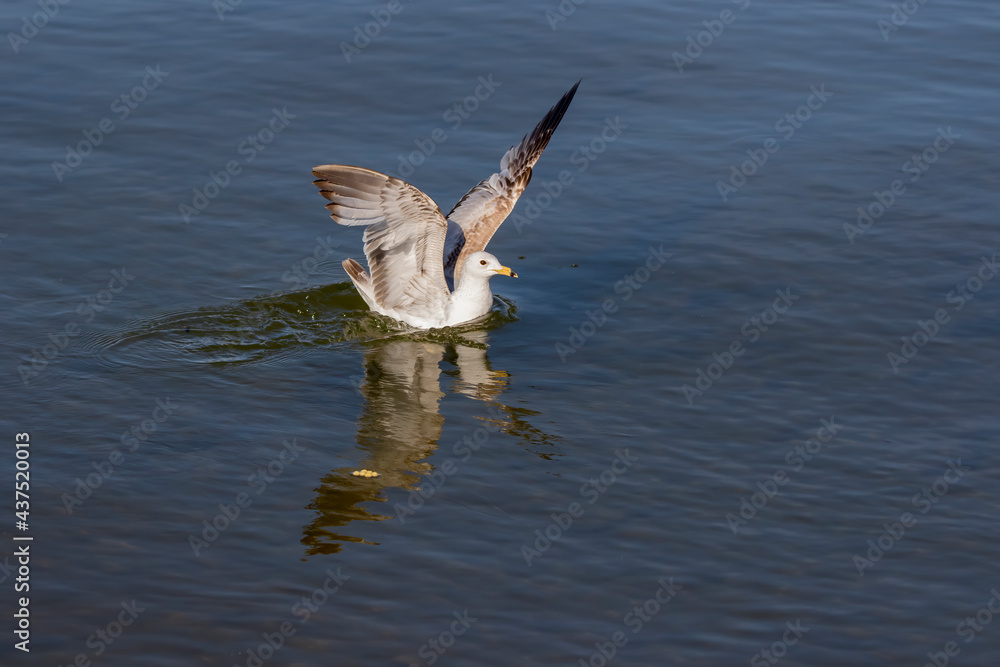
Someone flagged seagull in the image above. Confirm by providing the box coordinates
[312,81,580,329]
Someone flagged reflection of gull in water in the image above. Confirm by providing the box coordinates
[311,81,580,329]
[301,330,557,555]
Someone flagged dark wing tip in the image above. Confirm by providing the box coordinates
[509,81,581,175]
[535,80,581,140]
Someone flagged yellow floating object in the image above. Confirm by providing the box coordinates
[351,469,379,478]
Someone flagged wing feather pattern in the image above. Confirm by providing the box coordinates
[445,81,580,284]
[312,165,450,319]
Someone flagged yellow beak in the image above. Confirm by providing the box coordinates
[496,266,517,278]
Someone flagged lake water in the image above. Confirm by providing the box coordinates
[3,1,1000,665]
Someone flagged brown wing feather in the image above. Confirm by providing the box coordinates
[446,81,580,284]
[313,165,450,318]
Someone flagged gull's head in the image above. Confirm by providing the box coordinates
[466,251,517,280]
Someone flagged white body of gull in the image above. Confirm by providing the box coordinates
[312,81,579,329]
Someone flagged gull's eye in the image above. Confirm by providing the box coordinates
[480,259,487,266]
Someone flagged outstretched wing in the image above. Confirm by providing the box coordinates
[445,80,580,284]
[312,165,450,318]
